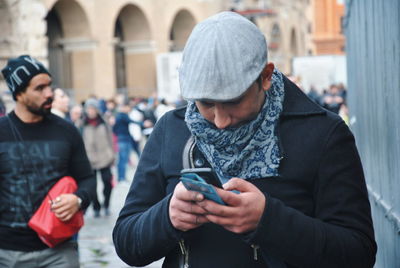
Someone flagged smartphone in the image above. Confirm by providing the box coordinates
[180,168,222,188]
[180,168,225,205]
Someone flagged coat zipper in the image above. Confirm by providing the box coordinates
[251,244,260,260]
[179,239,189,268]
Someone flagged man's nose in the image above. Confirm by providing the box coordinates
[213,104,231,129]
[44,87,54,98]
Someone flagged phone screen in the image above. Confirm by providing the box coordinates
[181,168,222,188]
[180,172,225,205]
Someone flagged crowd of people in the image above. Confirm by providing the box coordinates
[0,64,353,222]
[0,65,352,225]
[0,62,182,267]
[306,83,349,124]
[0,86,181,219]
[61,92,180,216]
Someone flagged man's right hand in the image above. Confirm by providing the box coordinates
[169,182,210,231]
[51,193,80,222]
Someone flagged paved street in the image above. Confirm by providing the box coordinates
[78,165,163,268]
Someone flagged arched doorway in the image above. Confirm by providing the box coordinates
[114,18,126,93]
[46,9,68,90]
[114,4,154,97]
[46,0,93,101]
[270,24,282,51]
[268,23,285,70]
[169,9,196,52]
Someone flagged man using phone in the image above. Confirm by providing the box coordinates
[113,12,376,267]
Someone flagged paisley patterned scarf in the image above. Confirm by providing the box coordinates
[185,69,285,184]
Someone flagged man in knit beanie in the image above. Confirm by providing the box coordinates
[1,55,51,101]
[0,55,96,267]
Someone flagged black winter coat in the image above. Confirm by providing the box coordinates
[113,77,376,267]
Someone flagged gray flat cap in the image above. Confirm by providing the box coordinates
[179,11,268,101]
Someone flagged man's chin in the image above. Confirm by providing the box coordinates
[29,107,51,116]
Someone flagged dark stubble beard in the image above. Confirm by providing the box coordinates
[27,98,53,116]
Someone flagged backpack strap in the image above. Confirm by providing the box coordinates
[182,135,196,169]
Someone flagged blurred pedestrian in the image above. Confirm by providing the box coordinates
[113,12,376,268]
[51,88,70,119]
[113,101,142,183]
[337,82,347,100]
[82,98,115,217]
[307,85,322,105]
[136,98,156,137]
[0,55,95,267]
[322,84,344,114]
[129,97,144,157]
[98,98,107,114]
[69,104,83,129]
[154,98,175,121]
[104,98,117,126]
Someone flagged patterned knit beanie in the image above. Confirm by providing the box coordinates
[1,55,50,100]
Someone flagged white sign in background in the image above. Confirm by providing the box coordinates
[156,52,183,104]
[292,55,347,93]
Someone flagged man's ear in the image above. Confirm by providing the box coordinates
[15,92,22,102]
[15,87,28,102]
[260,62,275,92]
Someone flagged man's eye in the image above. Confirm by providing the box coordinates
[200,101,214,107]
[225,99,242,105]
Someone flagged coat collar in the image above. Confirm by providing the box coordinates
[281,75,325,117]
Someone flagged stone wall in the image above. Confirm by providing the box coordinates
[0,0,316,103]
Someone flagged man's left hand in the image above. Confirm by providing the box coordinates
[197,178,266,234]
[51,194,80,222]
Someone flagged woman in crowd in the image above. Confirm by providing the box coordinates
[82,98,115,217]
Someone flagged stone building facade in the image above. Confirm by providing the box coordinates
[248,0,314,73]
[313,0,345,55]
[0,0,316,102]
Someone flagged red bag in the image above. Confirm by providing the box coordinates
[28,176,84,248]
